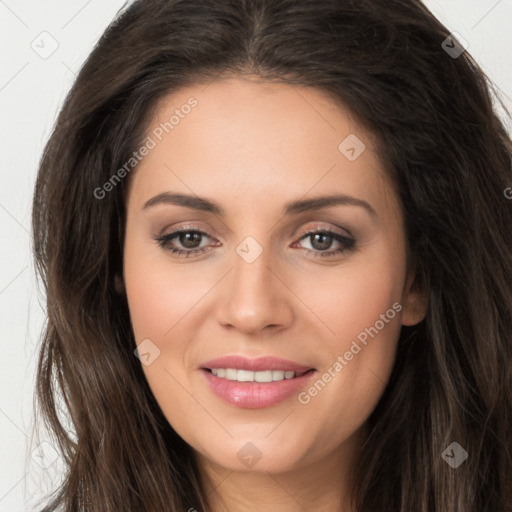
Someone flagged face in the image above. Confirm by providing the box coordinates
[122,76,426,478]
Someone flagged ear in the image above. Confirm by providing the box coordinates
[114,273,125,294]
[401,269,428,326]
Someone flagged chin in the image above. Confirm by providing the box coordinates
[195,437,308,474]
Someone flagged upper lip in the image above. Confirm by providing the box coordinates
[200,355,314,373]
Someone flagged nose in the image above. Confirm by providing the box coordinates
[215,244,294,335]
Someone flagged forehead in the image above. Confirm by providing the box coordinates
[126,76,398,221]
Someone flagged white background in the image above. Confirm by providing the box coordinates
[1,1,511,510]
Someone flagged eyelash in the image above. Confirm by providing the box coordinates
[153,226,356,259]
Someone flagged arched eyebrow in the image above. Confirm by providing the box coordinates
[142,192,377,218]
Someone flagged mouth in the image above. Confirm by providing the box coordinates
[199,355,317,409]
[200,354,315,374]
[203,367,314,382]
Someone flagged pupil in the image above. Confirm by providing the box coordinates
[312,233,331,250]
[180,232,201,249]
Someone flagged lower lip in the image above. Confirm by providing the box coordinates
[200,368,316,409]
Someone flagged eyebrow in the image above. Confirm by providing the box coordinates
[143,192,377,217]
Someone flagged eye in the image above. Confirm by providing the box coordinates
[154,227,217,258]
[292,227,356,258]
[153,226,356,258]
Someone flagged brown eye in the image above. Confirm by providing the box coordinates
[154,226,355,259]
[294,228,356,257]
[177,231,203,249]
[154,228,214,257]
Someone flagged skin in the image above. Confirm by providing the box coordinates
[122,76,427,512]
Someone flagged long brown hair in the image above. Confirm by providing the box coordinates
[32,0,512,510]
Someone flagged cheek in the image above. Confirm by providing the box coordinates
[123,245,207,419]
[297,247,405,352]
[123,240,206,344]
[292,246,405,429]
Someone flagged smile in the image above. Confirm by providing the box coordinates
[208,368,306,382]
[201,368,316,409]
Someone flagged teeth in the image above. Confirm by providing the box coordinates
[210,368,298,382]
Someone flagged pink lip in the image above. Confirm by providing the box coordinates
[200,369,316,409]
[200,355,313,373]
[199,355,316,409]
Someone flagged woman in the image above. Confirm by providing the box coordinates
[32,0,512,510]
